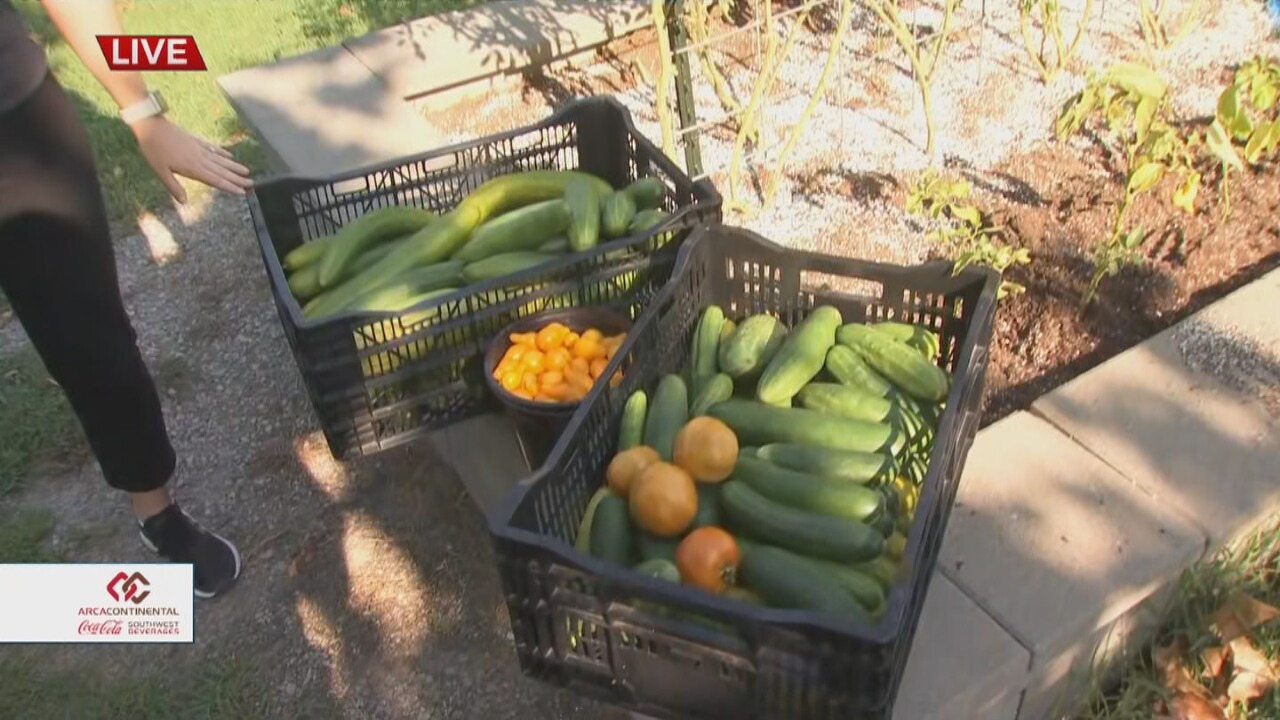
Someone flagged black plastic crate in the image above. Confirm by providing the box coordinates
[246,97,721,459]
[490,225,999,719]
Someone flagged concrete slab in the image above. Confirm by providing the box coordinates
[217,45,445,176]
[428,412,530,517]
[1033,305,1280,551]
[897,572,1030,720]
[343,0,652,100]
[939,412,1205,720]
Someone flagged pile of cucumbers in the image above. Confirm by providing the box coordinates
[593,303,949,621]
[280,170,670,320]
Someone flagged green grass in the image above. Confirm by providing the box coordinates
[15,0,481,224]
[0,350,82,495]
[0,656,273,719]
[0,508,60,562]
[1080,518,1280,719]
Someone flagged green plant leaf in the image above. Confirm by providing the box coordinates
[1232,109,1255,142]
[1134,95,1158,145]
[1171,170,1200,215]
[1218,84,1243,127]
[1127,162,1165,195]
[1103,62,1167,100]
[1245,125,1269,164]
[1252,80,1278,112]
[1123,225,1146,249]
[950,204,983,227]
[1267,119,1280,156]
[1205,119,1245,172]
[997,280,1026,299]
[944,181,972,200]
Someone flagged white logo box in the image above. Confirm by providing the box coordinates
[0,564,194,643]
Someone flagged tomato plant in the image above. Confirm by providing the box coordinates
[1018,0,1094,83]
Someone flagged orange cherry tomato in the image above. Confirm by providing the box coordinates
[545,347,571,371]
[563,383,587,402]
[589,357,609,379]
[572,337,602,360]
[500,370,522,391]
[568,356,591,379]
[520,350,545,373]
[503,345,528,364]
[675,527,740,594]
[540,382,569,401]
[509,332,537,346]
[536,323,570,352]
[522,372,540,395]
[563,331,581,348]
[511,388,535,400]
[541,370,565,387]
[494,359,515,378]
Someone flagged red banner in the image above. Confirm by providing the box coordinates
[96,35,207,71]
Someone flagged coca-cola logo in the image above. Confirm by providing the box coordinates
[79,619,123,636]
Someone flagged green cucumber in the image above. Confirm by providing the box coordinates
[619,390,648,451]
[837,324,950,401]
[601,191,638,238]
[565,177,603,252]
[691,483,723,529]
[738,544,868,618]
[757,444,888,484]
[537,236,570,253]
[796,382,896,424]
[282,236,335,272]
[634,558,680,582]
[628,208,668,232]
[457,170,611,226]
[452,199,570,262]
[644,375,688,461]
[690,374,733,416]
[719,314,787,378]
[709,399,897,453]
[575,487,614,552]
[461,251,559,283]
[589,494,633,566]
[869,321,941,360]
[826,344,896,398]
[722,481,885,562]
[757,305,842,405]
[852,555,898,591]
[624,177,665,209]
[635,532,680,563]
[796,554,887,613]
[292,239,407,306]
[316,206,436,287]
[691,306,725,394]
[731,456,883,522]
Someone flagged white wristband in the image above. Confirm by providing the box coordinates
[120,92,167,125]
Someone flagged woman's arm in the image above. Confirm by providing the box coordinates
[40,0,251,202]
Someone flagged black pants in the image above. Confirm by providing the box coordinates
[0,73,174,493]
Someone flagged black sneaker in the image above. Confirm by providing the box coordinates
[139,504,242,599]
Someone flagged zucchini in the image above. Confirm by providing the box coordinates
[574,487,614,552]
[691,306,725,393]
[767,545,885,613]
[634,558,680,582]
[690,373,733,416]
[719,314,787,378]
[691,483,723,529]
[624,177,666,209]
[837,324,950,401]
[537,236,570,253]
[870,321,941,360]
[644,375,688,461]
[708,399,897,453]
[826,344,896,398]
[461,251,559,283]
[564,177,603,252]
[886,531,907,560]
[628,208,668,232]
[757,305,842,405]
[601,191,638,238]
[283,236,335,272]
[722,481,885,562]
[795,382,896,424]
[337,262,463,312]
[290,238,406,302]
[457,170,612,226]
[738,544,869,618]
[731,456,883,522]
[619,391,648,451]
[453,199,570,262]
[343,286,457,316]
[317,206,436,287]
[852,555,898,591]
[589,494,633,566]
[635,532,680,563]
[757,443,888,484]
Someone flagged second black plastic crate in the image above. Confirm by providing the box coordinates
[490,225,999,719]
[247,97,721,459]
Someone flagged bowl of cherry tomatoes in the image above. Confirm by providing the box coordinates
[484,307,631,419]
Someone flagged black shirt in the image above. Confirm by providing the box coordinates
[0,0,48,114]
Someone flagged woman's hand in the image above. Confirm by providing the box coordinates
[131,116,252,204]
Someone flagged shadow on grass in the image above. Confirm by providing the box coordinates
[0,350,83,495]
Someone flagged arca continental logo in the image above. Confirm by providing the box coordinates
[107,571,151,604]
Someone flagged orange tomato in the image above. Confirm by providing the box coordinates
[540,370,564,387]
[675,527,740,594]
[563,331,581,348]
[580,328,604,345]
[494,359,515,378]
[628,462,698,537]
[569,356,591,378]
[545,347,571,371]
[540,382,569,401]
[503,345,528,364]
[573,337,603,360]
[607,446,661,496]
[536,323,570,352]
[568,372,594,397]
[512,388,535,400]
[509,332,537,346]
[563,383,587,402]
[522,372,539,395]
[673,417,739,482]
[520,349,545,373]
[500,370,522,391]
[589,357,609,379]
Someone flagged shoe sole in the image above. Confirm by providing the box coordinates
[138,526,242,600]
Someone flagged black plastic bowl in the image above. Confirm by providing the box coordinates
[484,306,632,466]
